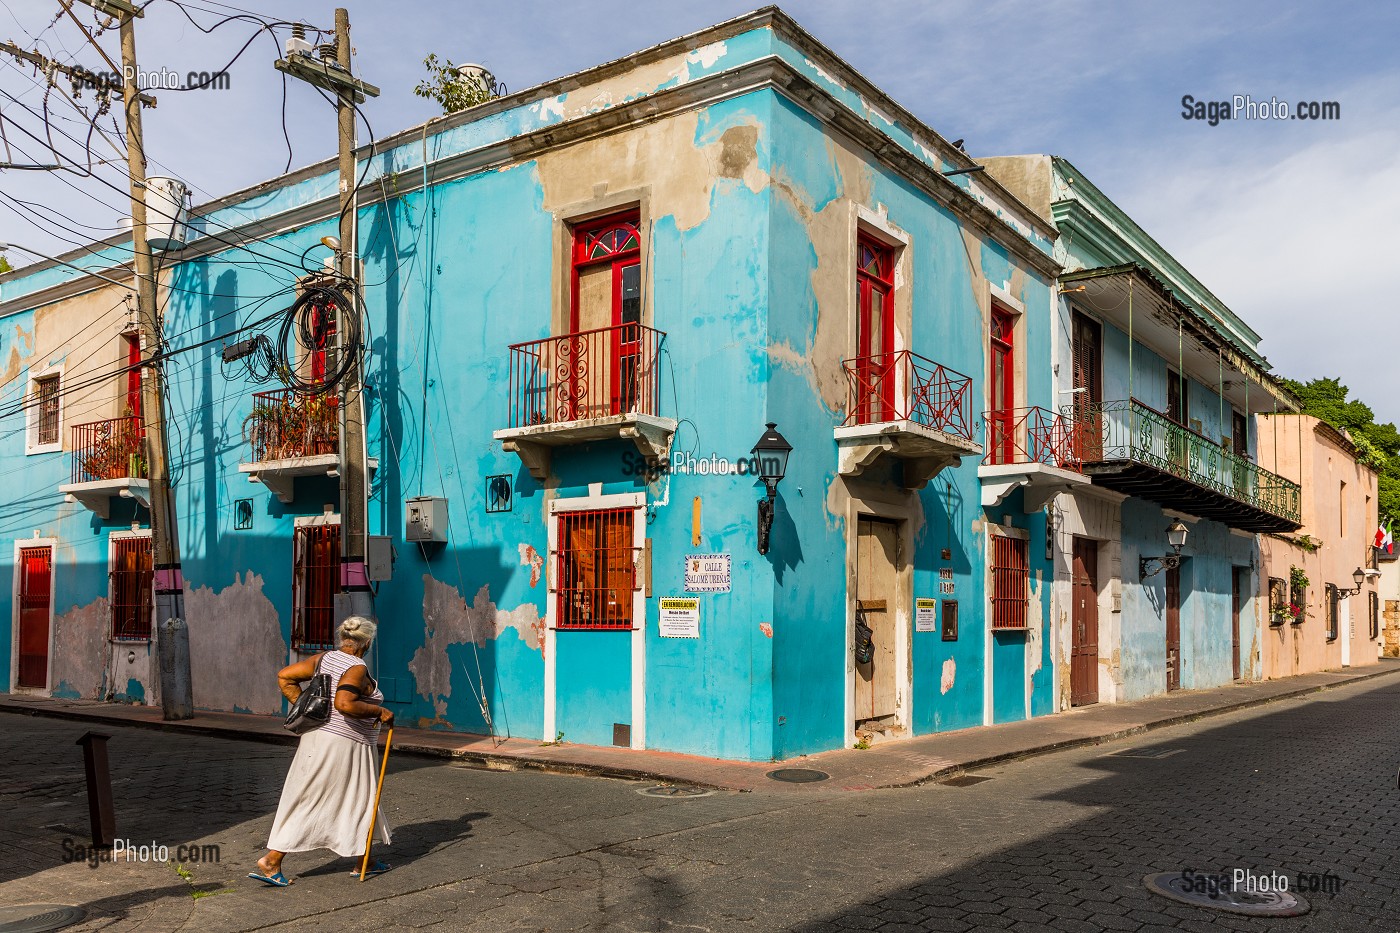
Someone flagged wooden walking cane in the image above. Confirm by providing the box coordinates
[358,725,393,882]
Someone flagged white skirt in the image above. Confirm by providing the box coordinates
[267,727,392,857]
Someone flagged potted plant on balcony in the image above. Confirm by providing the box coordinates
[79,415,143,481]
[243,392,337,461]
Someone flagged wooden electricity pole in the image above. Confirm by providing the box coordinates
[277,9,379,623]
[70,0,192,718]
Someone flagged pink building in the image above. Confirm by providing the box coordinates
[1257,415,1381,676]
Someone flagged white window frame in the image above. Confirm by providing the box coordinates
[544,486,646,749]
[26,365,64,455]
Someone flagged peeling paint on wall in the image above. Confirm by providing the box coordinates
[518,543,543,588]
[759,622,773,638]
[940,658,956,694]
[49,597,108,699]
[186,572,286,715]
[409,577,543,717]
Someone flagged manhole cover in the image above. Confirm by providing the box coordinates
[940,774,993,787]
[637,784,714,798]
[1109,747,1185,760]
[0,905,88,933]
[1144,872,1309,917]
[765,768,829,783]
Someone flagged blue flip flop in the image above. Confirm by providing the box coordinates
[350,860,392,879]
[248,870,292,887]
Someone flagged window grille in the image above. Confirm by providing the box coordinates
[35,375,60,446]
[1370,590,1380,640]
[990,534,1029,630]
[111,536,153,640]
[555,508,637,630]
[293,523,340,649]
[1268,577,1287,626]
[1325,583,1338,641]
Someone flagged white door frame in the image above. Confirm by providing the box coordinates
[10,538,58,695]
[1340,597,1351,667]
[544,487,646,749]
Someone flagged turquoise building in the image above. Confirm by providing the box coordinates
[0,10,1064,760]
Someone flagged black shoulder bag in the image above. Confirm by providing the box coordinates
[284,653,333,735]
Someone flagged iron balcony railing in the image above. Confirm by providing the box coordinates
[506,322,664,428]
[71,416,147,484]
[243,388,339,462]
[841,349,975,442]
[983,406,1081,471]
[1071,398,1301,525]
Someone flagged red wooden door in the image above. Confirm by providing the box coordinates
[17,546,53,688]
[1165,566,1181,691]
[855,237,894,423]
[989,308,1015,463]
[124,333,143,421]
[1071,538,1099,706]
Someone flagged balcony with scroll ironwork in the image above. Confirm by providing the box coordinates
[494,322,676,481]
[59,415,151,518]
[978,406,1091,510]
[1072,398,1301,532]
[238,389,376,503]
[835,349,981,489]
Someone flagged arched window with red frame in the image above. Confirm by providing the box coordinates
[568,210,643,419]
[855,235,895,423]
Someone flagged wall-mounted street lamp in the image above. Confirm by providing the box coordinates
[1140,520,1189,580]
[1336,567,1367,599]
[751,422,791,556]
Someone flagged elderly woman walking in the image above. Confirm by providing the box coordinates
[249,616,394,886]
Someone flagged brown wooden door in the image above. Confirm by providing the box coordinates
[855,517,900,725]
[1071,538,1099,706]
[1165,566,1181,691]
[1231,567,1246,680]
[1070,312,1102,461]
[17,546,53,688]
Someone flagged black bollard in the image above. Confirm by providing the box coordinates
[76,731,115,848]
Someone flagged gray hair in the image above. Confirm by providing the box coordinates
[337,615,378,649]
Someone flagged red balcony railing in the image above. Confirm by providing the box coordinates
[243,389,339,462]
[841,349,975,441]
[506,323,664,428]
[71,416,147,484]
[983,406,1081,470]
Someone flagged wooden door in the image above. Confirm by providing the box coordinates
[1231,567,1246,680]
[1070,538,1099,706]
[988,308,1015,463]
[1166,370,1189,472]
[855,237,895,423]
[1071,312,1102,462]
[17,546,53,688]
[855,517,900,725]
[1165,566,1181,691]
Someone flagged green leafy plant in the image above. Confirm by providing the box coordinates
[414,54,493,114]
[540,730,565,747]
[243,393,337,461]
[169,862,229,901]
[1290,566,1310,590]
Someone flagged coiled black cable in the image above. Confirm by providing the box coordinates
[275,281,362,395]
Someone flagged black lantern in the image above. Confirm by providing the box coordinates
[1140,520,1189,580]
[752,422,792,555]
[1339,566,1366,599]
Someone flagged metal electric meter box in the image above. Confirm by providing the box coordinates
[366,535,395,582]
[406,496,448,543]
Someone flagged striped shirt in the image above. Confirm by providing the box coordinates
[315,650,383,746]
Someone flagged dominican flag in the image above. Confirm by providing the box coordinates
[1379,523,1395,555]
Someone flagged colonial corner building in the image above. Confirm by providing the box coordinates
[0,9,1381,762]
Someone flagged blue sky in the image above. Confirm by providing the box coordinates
[2,0,1397,421]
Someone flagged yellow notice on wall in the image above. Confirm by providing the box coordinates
[659,597,700,638]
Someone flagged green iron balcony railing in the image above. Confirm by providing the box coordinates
[1070,398,1301,527]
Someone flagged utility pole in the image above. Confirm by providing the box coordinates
[72,0,193,719]
[277,10,380,623]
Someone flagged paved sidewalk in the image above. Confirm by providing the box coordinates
[4,660,1397,794]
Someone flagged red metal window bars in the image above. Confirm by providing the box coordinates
[72,416,147,484]
[293,523,341,649]
[111,536,153,641]
[982,406,1081,471]
[555,508,637,630]
[990,534,1030,630]
[842,350,975,441]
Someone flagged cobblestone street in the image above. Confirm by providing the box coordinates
[3,675,1399,932]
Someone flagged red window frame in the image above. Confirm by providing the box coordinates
[123,332,143,421]
[111,536,153,641]
[293,523,341,649]
[307,295,338,386]
[855,235,895,422]
[570,210,643,417]
[555,508,637,631]
[34,374,60,446]
[988,307,1016,464]
[990,533,1029,630]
